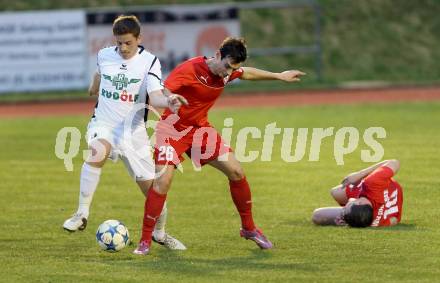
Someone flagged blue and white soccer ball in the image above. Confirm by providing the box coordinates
[96,220,130,252]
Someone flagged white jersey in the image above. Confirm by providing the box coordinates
[93,46,163,127]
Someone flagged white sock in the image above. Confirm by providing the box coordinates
[153,202,167,241]
[76,163,101,219]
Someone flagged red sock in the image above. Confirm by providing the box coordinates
[140,188,167,244]
[229,177,256,231]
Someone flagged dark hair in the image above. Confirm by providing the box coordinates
[113,15,141,37]
[219,37,247,64]
[344,204,373,228]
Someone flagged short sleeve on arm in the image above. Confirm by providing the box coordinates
[96,51,102,74]
[228,68,244,82]
[345,183,362,199]
[364,166,394,190]
[146,57,164,93]
[164,62,191,93]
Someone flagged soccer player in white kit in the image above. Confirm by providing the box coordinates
[63,15,187,250]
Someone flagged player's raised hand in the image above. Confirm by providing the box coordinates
[167,94,189,113]
[278,70,306,82]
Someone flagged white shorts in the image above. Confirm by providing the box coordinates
[86,119,155,181]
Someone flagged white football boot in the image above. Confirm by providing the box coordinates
[152,231,187,250]
[63,213,88,232]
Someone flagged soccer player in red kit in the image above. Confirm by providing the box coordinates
[312,159,403,227]
[133,37,306,255]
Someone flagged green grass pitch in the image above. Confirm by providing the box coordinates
[1,102,439,282]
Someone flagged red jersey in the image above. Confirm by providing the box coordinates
[345,166,403,226]
[163,56,243,129]
[360,166,403,227]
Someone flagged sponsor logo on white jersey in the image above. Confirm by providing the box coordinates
[100,73,141,103]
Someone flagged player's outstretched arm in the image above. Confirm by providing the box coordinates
[149,89,188,113]
[88,72,101,96]
[240,67,306,82]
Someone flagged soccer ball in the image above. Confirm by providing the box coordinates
[96,220,130,252]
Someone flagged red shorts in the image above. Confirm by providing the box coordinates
[154,123,232,167]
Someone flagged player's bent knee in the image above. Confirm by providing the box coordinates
[136,179,153,197]
[330,188,341,202]
[388,159,400,173]
[331,186,347,206]
[86,139,111,166]
[155,176,173,194]
[228,167,245,181]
